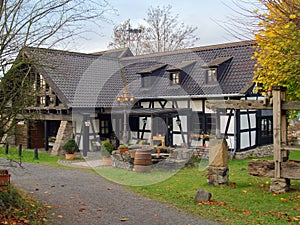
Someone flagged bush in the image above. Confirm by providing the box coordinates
[101,140,113,156]
[62,139,79,154]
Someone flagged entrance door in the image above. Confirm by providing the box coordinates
[29,121,45,148]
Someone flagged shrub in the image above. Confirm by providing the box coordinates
[62,139,79,154]
[101,140,113,156]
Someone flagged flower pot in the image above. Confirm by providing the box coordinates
[0,170,10,187]
[65,153,76,160]
[119,147,129,153]
[102,157,112,166]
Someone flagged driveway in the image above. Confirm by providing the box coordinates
[6,161,217,225]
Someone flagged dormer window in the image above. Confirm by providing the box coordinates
[206,68,217,84]
[202,56,233,85]
[138,63,167,88]
[142,75,154,88]
[170,72,180,85]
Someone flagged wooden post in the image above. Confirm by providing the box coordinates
[273,86,283,178]
[34,148,39,159]
[215,109,221,139]
[280,89,289,161]
[5,144,8,154]
[18,144,22,157]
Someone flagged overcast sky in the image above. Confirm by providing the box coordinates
[75,0,257,53]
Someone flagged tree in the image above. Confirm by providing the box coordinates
[0,0,111,142]
[252,0,300,101]
[108,5,199,55]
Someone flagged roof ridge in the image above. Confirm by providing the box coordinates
[121,40,255,61]
[24,46,99,58]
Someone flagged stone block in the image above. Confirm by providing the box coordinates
[209,138,228,167]
[207,166,229,186]
[194,189,212,203]
[270,178,290,193]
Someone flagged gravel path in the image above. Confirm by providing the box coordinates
[5,161,217,225]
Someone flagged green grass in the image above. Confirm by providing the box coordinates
[127,151,300,225]
[96,167,180,186]
[0,146,63,166]
[0,185,47,224]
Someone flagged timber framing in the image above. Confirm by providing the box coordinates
[207,100,300,111]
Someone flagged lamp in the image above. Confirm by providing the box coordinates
[116,89,135,145]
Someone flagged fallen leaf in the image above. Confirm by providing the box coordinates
[51,185,55,188]
[61,184,65,187]
[35,188,39,191]
[79,201,86,205]
[120,217,129,221]
[97,208,103,211]
[57,215,63,218]
[107,188,112,190]
[97,215,102,218]
[79,208,86,212]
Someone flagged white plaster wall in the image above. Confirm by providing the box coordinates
[173,116,187,132]
[225,136,235,149]
[240,132,250,149]
[191,100,203,112]
[177,100,188,109]
[240,114,249,130]
[173,134,187,146]
[220,115,234,134]
[240,113,257,130]
[251,131,256,147]
[204,101,216,113]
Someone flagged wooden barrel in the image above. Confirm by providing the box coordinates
[134,149,152,172]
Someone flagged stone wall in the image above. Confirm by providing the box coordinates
[234,145,273,159]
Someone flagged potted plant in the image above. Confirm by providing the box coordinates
[118,144,129,153]
[62,139,79,160]
[101,140,113,165]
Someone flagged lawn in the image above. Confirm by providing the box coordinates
[127,151,300,224]
[94,150,300,224]
[0,146,64,167]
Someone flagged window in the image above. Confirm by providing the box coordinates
[100,120,109,135]
[206,68,217,84]
[170,72,180,85]
[142,75,154,88]
[261,118,272,136]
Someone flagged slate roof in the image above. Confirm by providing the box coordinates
[24,40,256,109]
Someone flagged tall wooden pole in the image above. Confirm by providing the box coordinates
[273,86,283,178]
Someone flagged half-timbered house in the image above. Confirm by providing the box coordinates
[10,40,273,156]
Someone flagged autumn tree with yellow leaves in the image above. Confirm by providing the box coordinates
[253,0,300,100]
